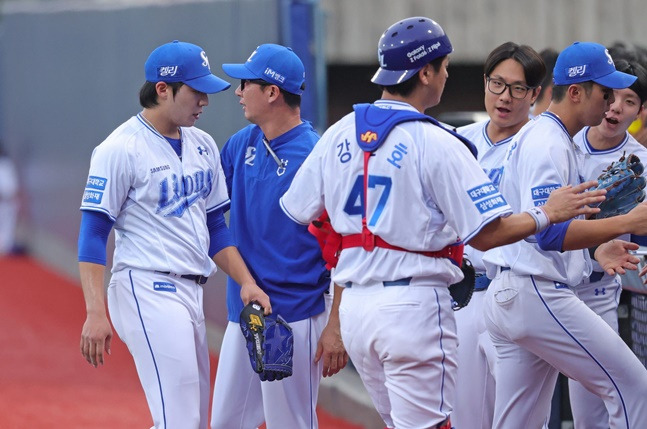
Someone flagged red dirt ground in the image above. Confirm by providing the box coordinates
[0,255,362,429]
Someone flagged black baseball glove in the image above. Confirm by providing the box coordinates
[449,258,475,311]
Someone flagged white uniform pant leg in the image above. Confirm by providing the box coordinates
[453,289,495,429]
[108,269,208,429]
[569,278,621,429]
[262,311,327,429]
[210,322,264,429]
[339,285,457,429]
[485,271,647,429]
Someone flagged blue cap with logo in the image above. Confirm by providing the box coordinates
[222,44,306,95]
[553,42,637,89]
[145,40,231,94]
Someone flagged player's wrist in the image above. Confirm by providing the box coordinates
[525,206,550,233]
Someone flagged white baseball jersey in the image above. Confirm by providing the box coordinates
[458,119,516,273]
[80,113,230,276]
[281,100,512,286]
[482,112,591,285]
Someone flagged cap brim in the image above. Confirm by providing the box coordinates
[371,67,421,86]
[221,63,260,80]
[593,70,638,89]
[185,74,231,94]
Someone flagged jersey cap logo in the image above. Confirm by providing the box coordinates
[360,131,378,143]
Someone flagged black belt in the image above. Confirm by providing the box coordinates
[344,277,412,288]
[589,271,605,283]
[156,271,208,285]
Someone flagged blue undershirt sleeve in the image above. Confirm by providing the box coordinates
[536,219,573,252]
[631,234,647,246]
[208,208,234,257]
[78,210,114,265]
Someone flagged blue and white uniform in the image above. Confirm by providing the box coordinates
[568,127,647,429]
[482,112,647,429]
[210,122,330,429]
[80,113,230,429]
[452,119,515,429]
[281,100,512,429]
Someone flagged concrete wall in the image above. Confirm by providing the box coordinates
[321,0,647,63]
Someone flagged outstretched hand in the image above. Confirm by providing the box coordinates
[542,180,606,223]
[594,239,640,275]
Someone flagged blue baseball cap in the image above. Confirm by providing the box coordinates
[145,40,231,94]
[222,44,306,95]
[553,42,637,89]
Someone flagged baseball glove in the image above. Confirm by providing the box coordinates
[591,152,646,219]
[449,257,475,311]
[239,302,294,382]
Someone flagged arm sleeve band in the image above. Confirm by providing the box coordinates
[208,208,234,257]
[536,219,572,252]
[78,210,114,265]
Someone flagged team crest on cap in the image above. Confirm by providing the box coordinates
[604,48,613,65]
[201,51,210,69]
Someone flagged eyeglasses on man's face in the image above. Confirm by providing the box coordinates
[486,77,534,99]
[240,79,269,90]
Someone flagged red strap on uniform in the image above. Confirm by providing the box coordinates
[308,211,342,270]
[340,234,464,267]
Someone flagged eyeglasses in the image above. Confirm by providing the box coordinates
[486,77,534,99]
[240,79,269,90]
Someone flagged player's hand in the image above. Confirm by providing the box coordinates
[542,180,606,223]
[622,202,647,235]
[80,312,112,368]
[594,239,640,275]
[314,315,348,377]
[640,264,647,283]
[240,282,272,315]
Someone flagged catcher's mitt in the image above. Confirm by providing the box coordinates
[449,258,475,311]
[239,302,294,382]
[591,152,646,219]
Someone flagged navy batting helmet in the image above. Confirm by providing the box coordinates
[371,17,453,86]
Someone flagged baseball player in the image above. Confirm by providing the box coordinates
[453,41,546,429]
[209,44,347,429]
[78,40,270,429]
[482,42,647,429]
[567,57,647,429]
[280,17,608,429]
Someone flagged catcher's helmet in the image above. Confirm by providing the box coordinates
[371,17,453,86]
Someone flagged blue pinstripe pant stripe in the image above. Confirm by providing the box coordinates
[129,270,167,429]
[531,275,629,428]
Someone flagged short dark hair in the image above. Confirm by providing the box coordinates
[551,81,594,102]
[139,81,185,108]
[614,59,647,105]
[280,88,302,109]
[484,42,546,89]
[378,55,447,97]
[536,48,559,103]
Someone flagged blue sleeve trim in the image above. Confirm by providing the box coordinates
[208,208,234,257]
[78,210,114,264]
[536,219,572,252]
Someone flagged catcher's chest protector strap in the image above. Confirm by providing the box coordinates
[342,103,467,267]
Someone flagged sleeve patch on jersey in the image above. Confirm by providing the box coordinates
[82,190,104,204]
[467,183,498,201]
[86,176,107,191]
[531,183,560,207]
[153,282,177,293]
[475,195,508,214]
